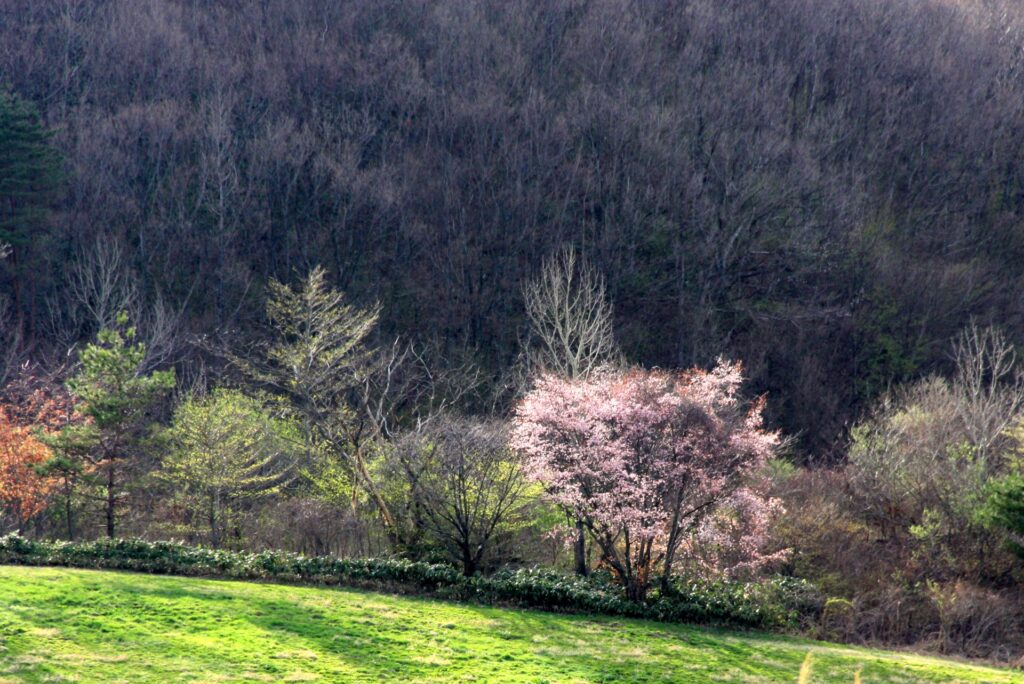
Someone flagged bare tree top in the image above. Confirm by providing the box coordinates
[523,245,617,380]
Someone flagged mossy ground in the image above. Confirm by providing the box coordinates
[0,566,1019,683]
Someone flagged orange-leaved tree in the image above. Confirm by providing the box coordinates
[0,405,55,533]
[0,371,78,534]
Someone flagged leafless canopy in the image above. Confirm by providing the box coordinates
[7,0,1024,451]
[391,417,530,576]
[523,245,617,380]
[953,323,1024,457]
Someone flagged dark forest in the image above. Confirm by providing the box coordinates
[4,0,1024,455]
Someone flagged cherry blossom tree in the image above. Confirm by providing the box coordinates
[512,362,782,601]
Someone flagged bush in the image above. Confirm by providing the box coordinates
[926,581,1023,660]
[656,575,823,629]
[818,597,856,641]
[821,581,1024,663]
[0,534,818,630]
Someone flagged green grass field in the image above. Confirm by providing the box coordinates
[0,566,1020,683]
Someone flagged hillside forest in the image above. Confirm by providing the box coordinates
[2,0,1024,666]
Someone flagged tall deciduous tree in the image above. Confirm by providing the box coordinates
[159,389,297,548]
[512,362,780,601]
[5,366,83,539]
[0,372,78,534]
[229,267,402,542]
[50,313,174,538]
[0,407,54,533]
[523,245,618,380]
[522,245,618,576]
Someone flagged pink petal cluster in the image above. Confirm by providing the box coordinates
[511,361,781,599]
[678,487,788,580]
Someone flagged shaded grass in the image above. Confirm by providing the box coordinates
[0,566,1020,683]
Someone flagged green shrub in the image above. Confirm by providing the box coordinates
[0,534,820,630]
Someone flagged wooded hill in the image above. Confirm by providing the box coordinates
[2,0,1024,454]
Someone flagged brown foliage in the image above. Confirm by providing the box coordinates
[776,467,1024,663]
[0,404,57,531]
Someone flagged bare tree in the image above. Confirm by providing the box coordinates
[522,245,618,576]
[49,239,183,367]
[62,239,138,338]
[359,338,482,442]
[391,417,531,576]
[137,294,185,371]
[846,324,1024,583]
[953,323,1024,457]
[523,245,618,379]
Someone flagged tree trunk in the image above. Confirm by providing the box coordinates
[105,462,116,538]
[573,519,588,577]
[209,496,220,549]
[660,514,682,595]
[10,245,24,345]
[625,575,648,603]
[461,545,476,577]
[65,488,74,541]
[353,446,404,550]
[659,569,673,596]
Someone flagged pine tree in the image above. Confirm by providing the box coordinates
[50,313,174,538]
[0,90,61,330]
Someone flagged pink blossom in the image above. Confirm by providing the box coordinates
[511,361,781,600]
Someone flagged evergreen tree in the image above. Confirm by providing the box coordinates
[982,419,1024,561]
[50,313,174,538]
[0,90,61,328]
[986,475,1024,560]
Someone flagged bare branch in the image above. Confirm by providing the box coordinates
[523,245,618,380]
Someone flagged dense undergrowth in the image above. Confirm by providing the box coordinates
[0,534,820,631]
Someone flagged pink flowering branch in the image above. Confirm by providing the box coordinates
[512,361,781,601]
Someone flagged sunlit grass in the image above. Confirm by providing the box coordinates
[0,566,1020,683]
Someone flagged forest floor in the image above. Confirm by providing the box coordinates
[0,566,1019,683]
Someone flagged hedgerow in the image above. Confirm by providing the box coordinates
[0,534,821,630]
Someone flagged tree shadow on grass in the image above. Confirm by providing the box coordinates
[104,577,744,683]
[6,570,1000,683]
[438,604,806,683]
[1,571,423,682]
[92,575,428,681]
[73,572,808,682]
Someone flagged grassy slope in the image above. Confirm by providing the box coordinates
[0,566,1019,684]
